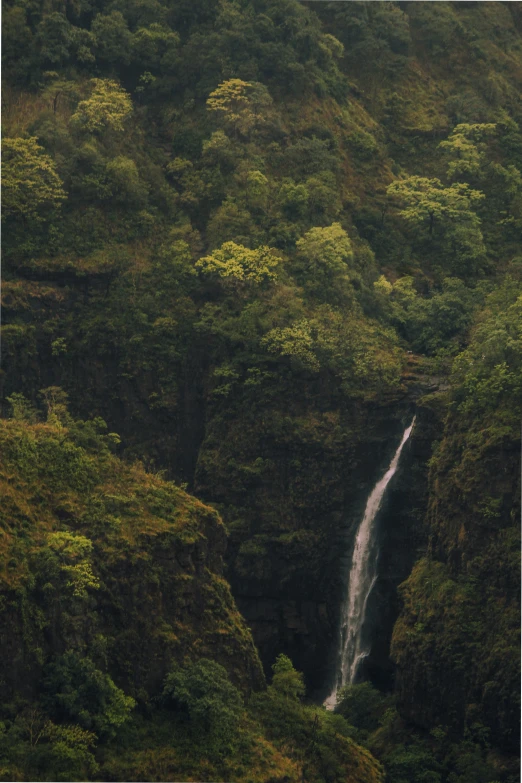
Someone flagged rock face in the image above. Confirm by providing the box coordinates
[391,402,521,753]
[0,419,265,705]
[360,391,446,689]
[195,371,430,693]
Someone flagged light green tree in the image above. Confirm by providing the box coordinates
[2,137,66,221]
[438,123,496,180]
[196,241,279,288]
[72,79,132,133]
[270,654,306,701]
[387,176,485,235]
[47,532,100,598]
[262,320,320,371]
[296,222,353,272]
[206,79,272,138]
[294,222,354,298]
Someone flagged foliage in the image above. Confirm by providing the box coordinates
[270,654,306,700]
[262,319,320,371]
[71,79,132,133]
[451,278,522,414]
[438,123,496,181]
[335,682,389,738]
[2,1,522,780]
[386,176,485,235]
[162,659,243,750]
[207,79,273,138]
[46,531,100,598]
[294,222,354,299]
[196,241,280,287]
[2,137,66,221]
[43,652,135,738]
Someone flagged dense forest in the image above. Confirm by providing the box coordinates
[1,0,521,781]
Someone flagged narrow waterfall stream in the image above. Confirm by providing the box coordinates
[324,417,416,710]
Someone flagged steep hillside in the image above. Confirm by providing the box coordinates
[392,279,521,756]
[0,411,384,783]
[1,0,521,780]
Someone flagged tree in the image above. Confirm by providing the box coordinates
[2,137,66,222]
[162,659,242,749]
[335,681,388,735]
[43,653,135,739]
[2,6,34,83]
[41,77,80,114]
[262,319,320,371]
[294,222,354,298]
[72,79,132,133]
[35,12,73,67]
[7,392,39,423]
[296,222,353,273]
[205,197,260,247]
[375,275,478,353]
[91,11,132,67]
[270,654,306,701]
[386,176,485,235]
[277,180,309,220]
[131,23,179,72]
[46,531,100,598]
[106,156,148,206]
[206,79,273,138]
[438,123,496,181]
[196,241,279,289]
[245,170,269,210]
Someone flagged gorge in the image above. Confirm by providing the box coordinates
[1,1,521,781]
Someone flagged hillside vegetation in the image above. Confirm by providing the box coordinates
[1,1,521,781]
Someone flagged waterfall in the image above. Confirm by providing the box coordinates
[324,417,416,710]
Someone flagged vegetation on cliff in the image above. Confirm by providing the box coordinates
[0,410,384,782]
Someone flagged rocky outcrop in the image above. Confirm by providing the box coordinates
[0,419,265,705]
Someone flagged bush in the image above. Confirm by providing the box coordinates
[43,653,135,739]
[162,659,243,751]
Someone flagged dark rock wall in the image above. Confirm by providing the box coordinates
[195,381,426,693]
[360,393,446,689]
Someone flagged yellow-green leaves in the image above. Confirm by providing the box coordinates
[72,79,132,133]
[296,222,353,273]
[196,242,279,287]
[294,223,354,300]
[262,319,320,371]
[439,123,496,180]
[206,79,272,138]
[387,176,485,233]
[47,532,100,598]
[2,137,66,221]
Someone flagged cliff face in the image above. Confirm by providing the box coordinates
[361,389,447,689]
[0,418,265,704]
[391,368,521,755]
[0,416,388,783]
[194,371,424,693]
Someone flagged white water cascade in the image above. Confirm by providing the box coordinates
[324,417,416,710]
